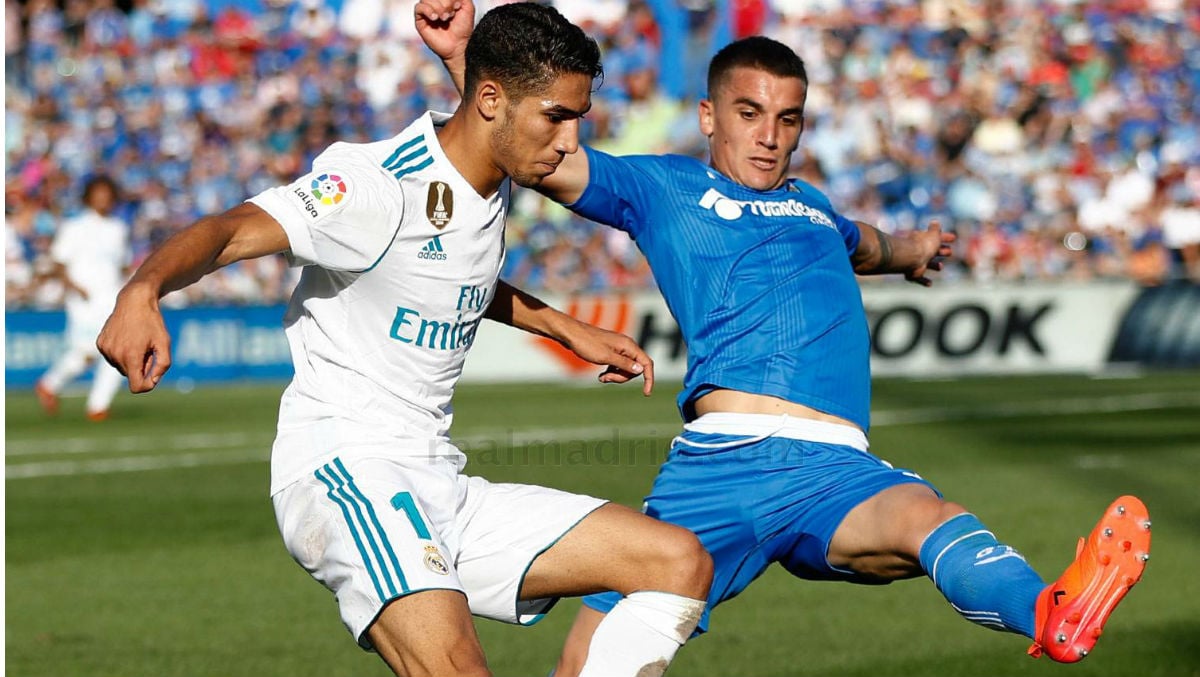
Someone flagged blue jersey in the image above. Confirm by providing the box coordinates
[569,149,872,430]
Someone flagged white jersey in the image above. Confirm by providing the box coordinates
[249,111,509,494]
[50,208,129,326]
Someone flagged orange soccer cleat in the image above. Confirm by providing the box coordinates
[1028,496,1151,663]
[34,381,60,416]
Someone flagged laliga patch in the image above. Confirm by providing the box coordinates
[426,181,453,229]
[423,545,450,575]
[289,171,351,220]
[311,172,348,205]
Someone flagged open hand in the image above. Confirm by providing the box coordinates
[905,221,956,287]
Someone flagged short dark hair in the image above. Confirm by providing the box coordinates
[464,2,603,102]
[707,36,808,99]
[82,174,120,204]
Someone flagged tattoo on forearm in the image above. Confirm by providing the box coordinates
[876,229,893,272]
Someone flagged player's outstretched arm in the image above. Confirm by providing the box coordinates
[484,280,654,395]
[97,203,289,393]
[852,220,956,286]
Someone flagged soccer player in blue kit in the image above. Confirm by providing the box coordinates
[415,8,1152,673]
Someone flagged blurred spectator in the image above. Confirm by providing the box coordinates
[291,0,336,43]
[5,0,1199,311]
[1161,189,1200,281]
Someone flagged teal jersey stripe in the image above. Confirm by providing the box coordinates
[332,458,410,593]
[323,462,400,598]
[393,155,434,180]
[385,146,428,174]
[314,467,388,601]
[382,135,425,170]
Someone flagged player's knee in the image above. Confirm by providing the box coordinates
[901,498,967,556]
[650,526,713,597]
[834,491,967,580]
[921,500,969,538]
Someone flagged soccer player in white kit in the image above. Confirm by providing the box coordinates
[97,4,711,677]
[35,175,129,421]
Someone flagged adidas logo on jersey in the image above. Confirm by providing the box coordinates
[418,235,448,261]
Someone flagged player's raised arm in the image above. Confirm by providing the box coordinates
[851,220,956,286]
[97,203,289,393]
[484,280,654,395]
[417,0,592,204]
[415,0,472,94]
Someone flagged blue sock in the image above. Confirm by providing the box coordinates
[918,513,1045,638]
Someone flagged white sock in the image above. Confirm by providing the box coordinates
[577,591,705,677]
[87,359,124,413]
[42,349,90,392]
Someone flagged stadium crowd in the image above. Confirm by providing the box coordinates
[6,0,1200,309]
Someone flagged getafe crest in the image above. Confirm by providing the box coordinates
[426,181,453,229]
[423,545,449,575]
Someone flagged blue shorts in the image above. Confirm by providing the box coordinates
[582,427,939,634]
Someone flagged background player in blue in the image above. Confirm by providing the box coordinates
[415,15,1153,674]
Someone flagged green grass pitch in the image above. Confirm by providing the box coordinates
[7,372,1200,677]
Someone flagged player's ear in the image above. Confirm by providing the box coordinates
[698,98,714,137]
[475,80,504,122]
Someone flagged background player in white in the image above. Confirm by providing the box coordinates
[35,174,129,421]
[97,4,711,677]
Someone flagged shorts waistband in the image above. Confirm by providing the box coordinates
[680,412,868,452]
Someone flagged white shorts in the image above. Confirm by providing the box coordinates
[272,452,607,649]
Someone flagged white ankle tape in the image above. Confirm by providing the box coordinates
[578,591,707,677]
[622,591,707,644]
